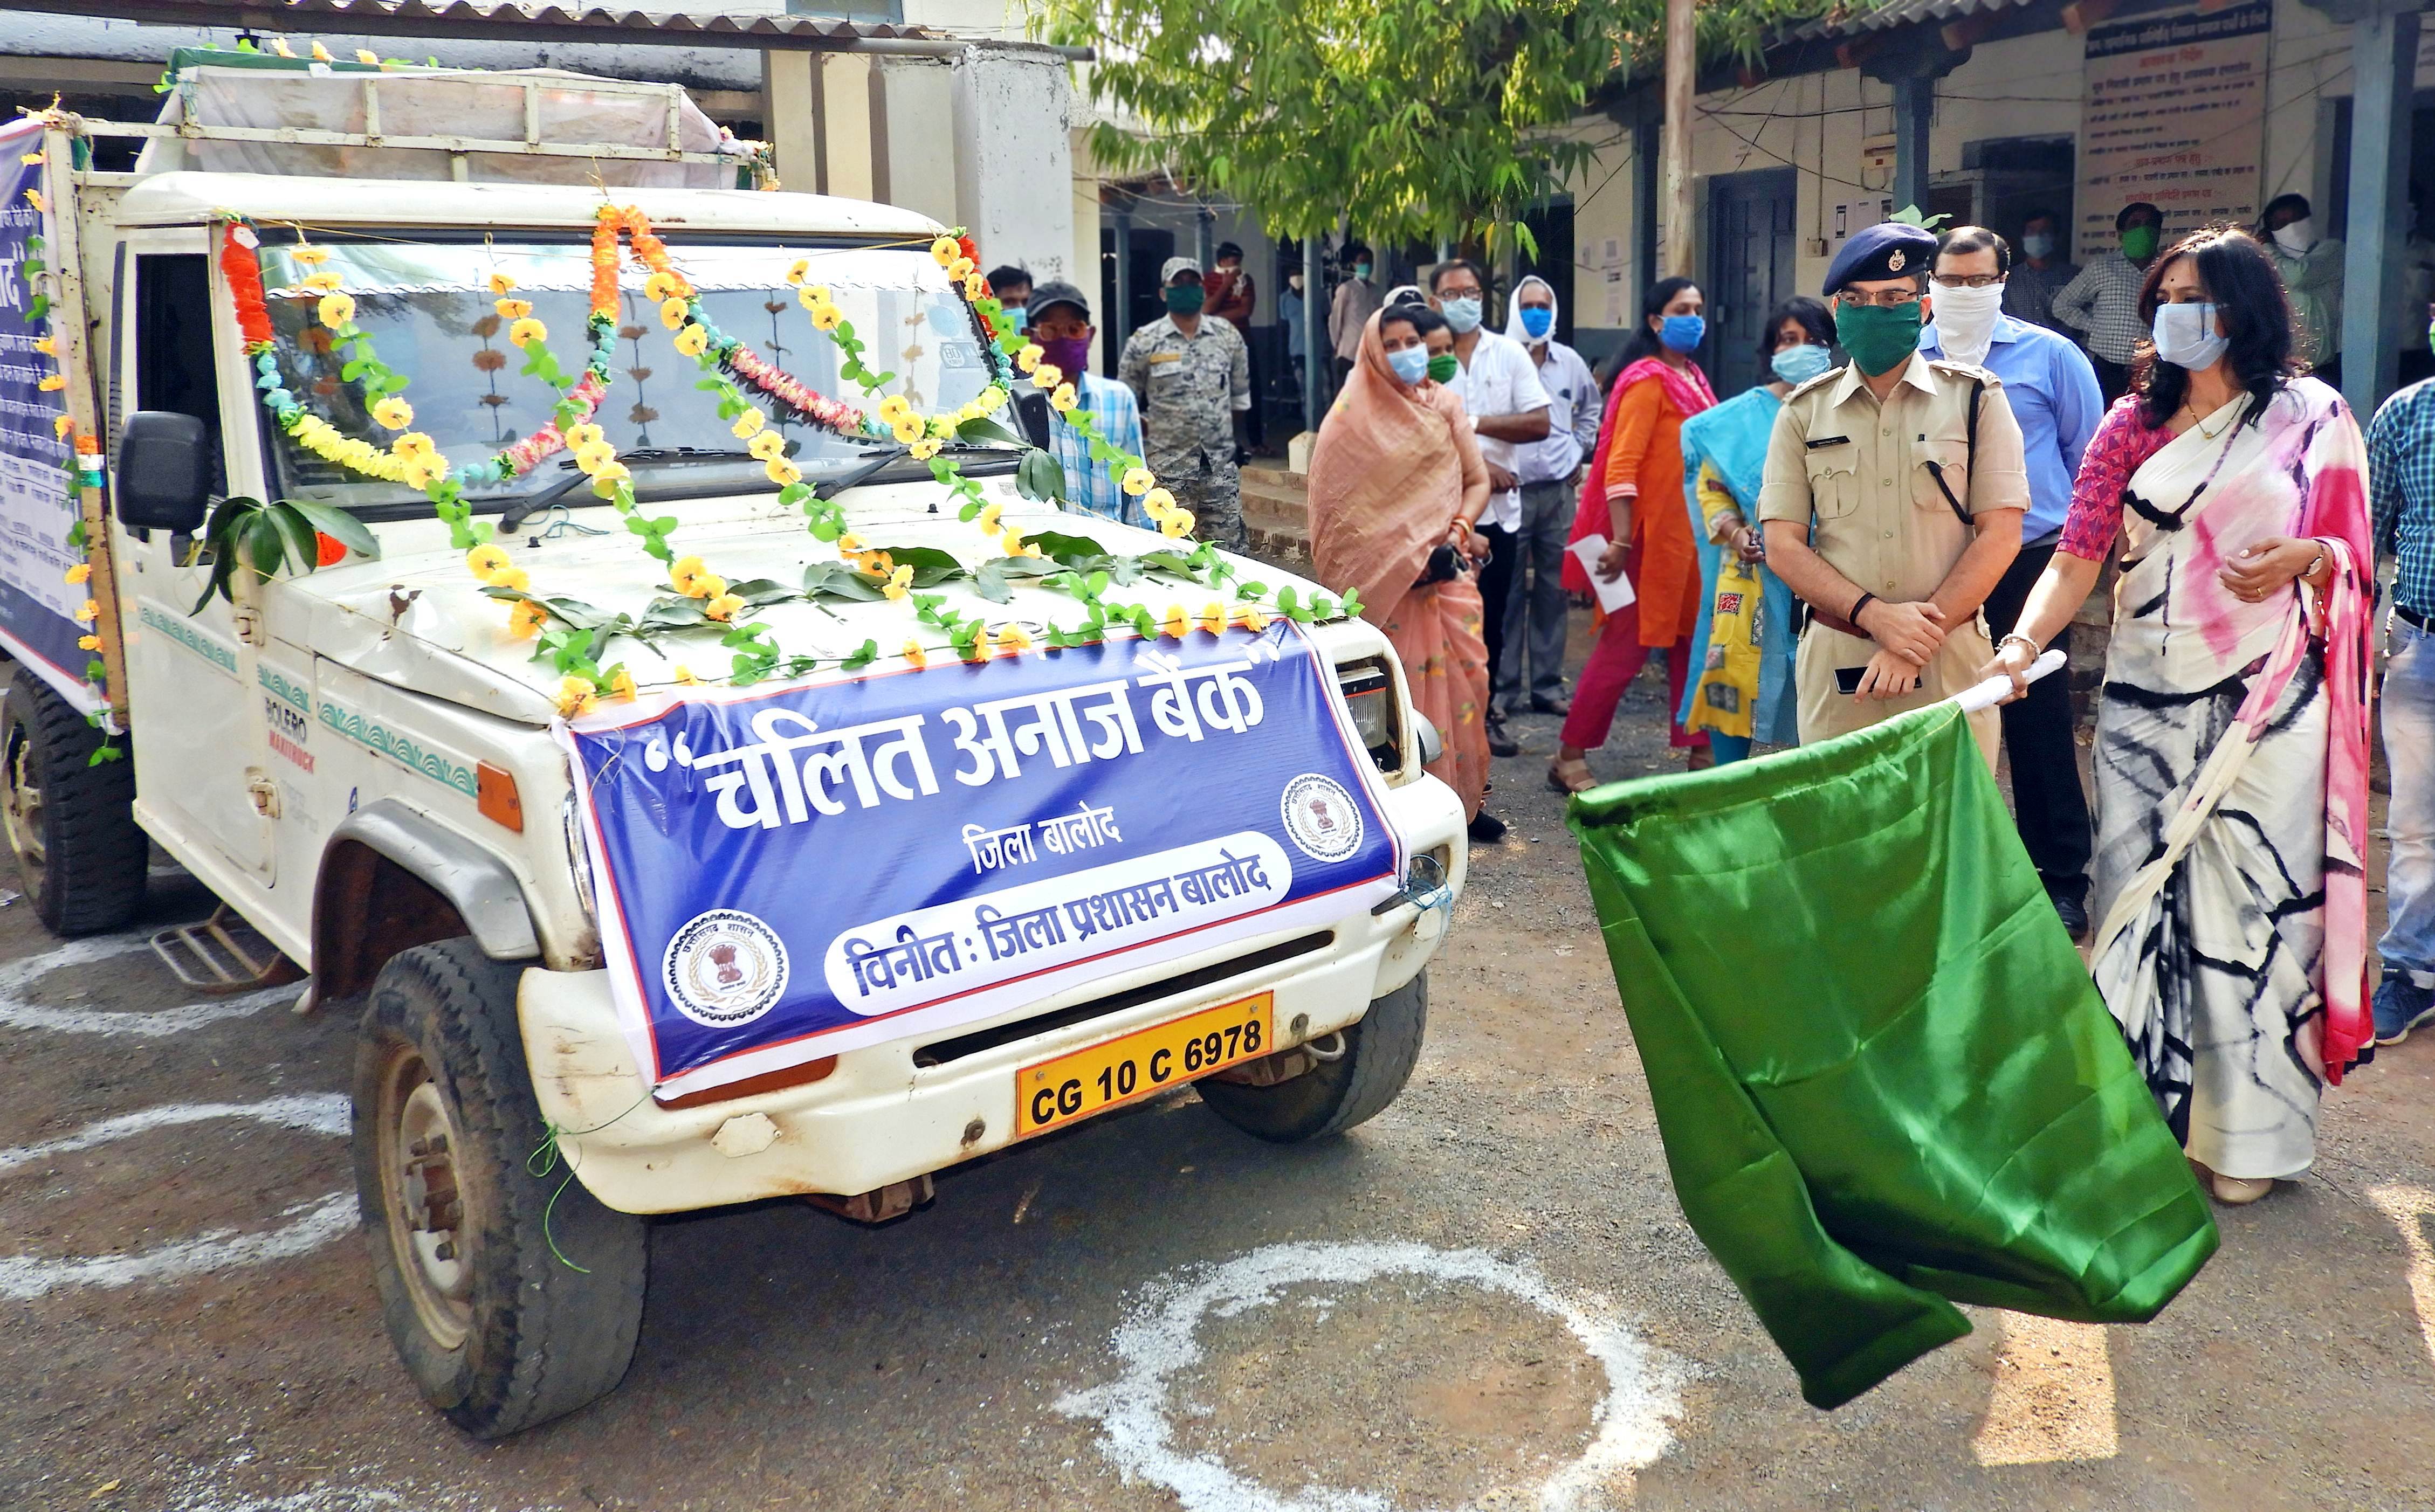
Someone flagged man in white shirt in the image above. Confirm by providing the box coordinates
[1499,274,1599,720]
[1429,259,1550,757]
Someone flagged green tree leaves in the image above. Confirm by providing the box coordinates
[1043,0,1834,247]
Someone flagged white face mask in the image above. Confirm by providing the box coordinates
[2152,301,2229,371]
[1931,282,2005,367]
[2273,218,2315,255]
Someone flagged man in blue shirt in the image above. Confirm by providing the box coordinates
[1923,226,2105,936]
[2366,369,2435,1042]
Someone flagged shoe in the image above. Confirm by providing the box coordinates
[1486,716,1521,758]
[2050,887,2090,941]
[2374,971,2435,1045]
[1548,757,1597,795]
[1466,810,1508,844]
[1530,693,1572,716]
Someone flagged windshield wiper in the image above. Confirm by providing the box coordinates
[500,448,759,534]
[814,445,909,501]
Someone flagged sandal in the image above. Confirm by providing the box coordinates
[2209,1173,2276,1206]
[1548,757,1598,795]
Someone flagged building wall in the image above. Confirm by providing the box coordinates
[1559,0,2372,356]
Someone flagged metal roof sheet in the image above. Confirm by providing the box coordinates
[0,1,1079,54]
[1791,0,2044,40]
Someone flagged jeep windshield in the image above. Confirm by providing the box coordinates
[252,236,1009,515]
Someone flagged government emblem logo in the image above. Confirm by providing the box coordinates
[1887,248,1907,272]
[1280,772,1362,862]
[662,909,790,1027]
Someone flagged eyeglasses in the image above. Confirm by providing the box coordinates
[1930,273,2007,290]
[1839,289,1924,309]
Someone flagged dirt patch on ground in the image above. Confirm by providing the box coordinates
[1163,1275,1605,1506]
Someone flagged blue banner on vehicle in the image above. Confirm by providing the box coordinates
[564,621,1405,1096]
[0,120,97,714]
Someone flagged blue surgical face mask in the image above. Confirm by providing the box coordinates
[1519,306,1554,340]
[1440,295,1484,334]
[1771,342,1833,386]
[2151,301,2228,371]
[1386,344,1432,384]
[1007,303,1030,332]
[1661,313,1706,353]
[2020,232,2056,261]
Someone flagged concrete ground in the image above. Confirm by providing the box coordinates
[4,651,2433,1512]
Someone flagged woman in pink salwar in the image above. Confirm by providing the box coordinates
[1982,227,2375,1206]
[1307,304,1496,837]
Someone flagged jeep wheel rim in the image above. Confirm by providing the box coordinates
[2,719,44,899]
[377,1047,474,1349]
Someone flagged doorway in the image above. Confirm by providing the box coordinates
[1936,135,2077,253]
[1097,222,1177,371]
[1705,168,1799,398]
[1517,197,1577,343]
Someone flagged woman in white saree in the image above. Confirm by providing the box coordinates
[1979,229,2376,1206]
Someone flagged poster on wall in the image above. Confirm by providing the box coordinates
[0,119,99,715]
[2076,1,2272,261]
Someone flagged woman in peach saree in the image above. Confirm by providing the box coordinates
[1306,303,1498,839]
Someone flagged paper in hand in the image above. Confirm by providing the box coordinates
[1566,534,1638,615]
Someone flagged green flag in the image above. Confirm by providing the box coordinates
[1570,702,2217,1410]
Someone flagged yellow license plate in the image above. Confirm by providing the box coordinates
[1016,991,1275,1138]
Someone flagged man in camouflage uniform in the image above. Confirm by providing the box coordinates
[1119,255,1253,550]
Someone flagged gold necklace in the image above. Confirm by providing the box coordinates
[2182,399,2235,439]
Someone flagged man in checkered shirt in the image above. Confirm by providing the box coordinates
[1024,279,1148,528]
[2367,359,2435,1043]
[2052,202,2165,404]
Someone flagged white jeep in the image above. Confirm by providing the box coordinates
[7,69,1466,1435]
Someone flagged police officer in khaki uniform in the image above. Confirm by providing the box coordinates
[1757,222,2027,768]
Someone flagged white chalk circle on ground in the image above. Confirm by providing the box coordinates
[1057,1240,1686,1512]
[0,931,294,1037]
[0,1094,352,1300]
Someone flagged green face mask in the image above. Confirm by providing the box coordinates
[1833,300,1923,376]
[2121,225,2160,261]
[1427,352,1460,383]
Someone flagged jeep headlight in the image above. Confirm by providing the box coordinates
[1336,659,1402,775]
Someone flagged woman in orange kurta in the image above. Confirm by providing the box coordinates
[1307,304,1498,836]
[1552,278,1718,792]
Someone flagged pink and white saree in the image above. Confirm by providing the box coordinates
[2082,378,2374,1180]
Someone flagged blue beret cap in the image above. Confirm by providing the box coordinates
[1825,222,1940,295]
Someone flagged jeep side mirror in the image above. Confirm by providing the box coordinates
[115,411,212,533]
[1011,388,1053,450]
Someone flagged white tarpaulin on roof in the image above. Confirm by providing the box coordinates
[135,66,740,188]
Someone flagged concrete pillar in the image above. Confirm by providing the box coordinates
[872,56,959,227]
[1891,74,1934,214]
[820,53,877,202]
[952,47,1078,284]
[760,50,821,195]
[2340,5,2420,416]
